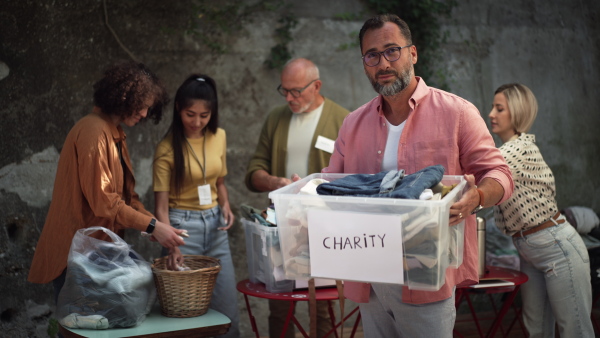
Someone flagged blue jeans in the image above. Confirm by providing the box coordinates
[165,207,240,338]
[358,283,456,338]
[513,218,594,337]
[316,165,444,199]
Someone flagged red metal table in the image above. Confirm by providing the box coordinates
[455,266,529,338]
[237,279,361,338]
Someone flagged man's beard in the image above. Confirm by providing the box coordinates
[368,66,413,97]
[289,100,312,114]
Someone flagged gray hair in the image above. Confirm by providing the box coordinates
[283,58,320,81]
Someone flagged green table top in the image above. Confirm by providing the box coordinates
[61,306,231,338]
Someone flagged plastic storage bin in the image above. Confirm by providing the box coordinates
[243,218,294,293]
[243,218,338,292]
[268,173,466,291]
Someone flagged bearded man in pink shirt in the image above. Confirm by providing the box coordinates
[323,14,514,337]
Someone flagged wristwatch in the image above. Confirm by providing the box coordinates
[470,188,484,215]
[146,218,156,234]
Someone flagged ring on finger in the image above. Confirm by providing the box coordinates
[459,212,463,218]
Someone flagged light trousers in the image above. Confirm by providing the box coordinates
[166,207,240,338]
[513,219,594,337]
[358,283,455,338]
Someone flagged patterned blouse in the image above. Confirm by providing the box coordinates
[493,133,558,236]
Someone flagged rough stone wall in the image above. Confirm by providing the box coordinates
[442,0,600,210]
[0,0,598,337]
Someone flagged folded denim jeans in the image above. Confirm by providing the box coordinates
[316,165,445,199]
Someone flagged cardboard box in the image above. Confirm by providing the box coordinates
[268,173,466,291]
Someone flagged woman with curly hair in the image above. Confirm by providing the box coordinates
[28,61,186,304]
[489,83,593,337]
[153,74,239,337]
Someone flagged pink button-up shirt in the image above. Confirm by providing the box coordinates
[323,78,513,304]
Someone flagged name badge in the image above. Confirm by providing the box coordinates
[198,184,212,205]
[315,135,335,154]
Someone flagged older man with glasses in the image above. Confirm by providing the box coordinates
[245,57,349,338]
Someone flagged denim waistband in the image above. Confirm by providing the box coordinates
[169,205,220,220]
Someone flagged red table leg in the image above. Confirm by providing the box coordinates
[242,294,260,338]
[486,294,507,336]
[280,301,300,338]
[323,306,361,338]
[592,293,600,335]
[504,303,526,337]
[464,293,485,337]
[486,286,521,338]
[326,300,340,338]
[453,289,466,338]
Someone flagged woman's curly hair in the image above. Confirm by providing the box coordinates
[93,61,169,124]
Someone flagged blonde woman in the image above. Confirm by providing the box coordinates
[489,83,593,337]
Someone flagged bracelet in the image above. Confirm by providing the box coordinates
[146,218,156,234]
[476,188,485,207]
[470,186,485,215]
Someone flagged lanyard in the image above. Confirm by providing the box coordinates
[185,136,207,185]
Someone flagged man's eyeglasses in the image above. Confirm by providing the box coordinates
[362,45,413,67]
[277,79,319,98]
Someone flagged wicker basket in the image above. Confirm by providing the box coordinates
[152,255,221,318]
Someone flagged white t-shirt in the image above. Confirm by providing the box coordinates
[381,119,406,172]
[286,103,324,178]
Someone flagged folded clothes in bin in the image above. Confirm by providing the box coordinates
[316,166,443,199]
[241,204,273,227]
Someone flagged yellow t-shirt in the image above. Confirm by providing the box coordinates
[153,128,227,210]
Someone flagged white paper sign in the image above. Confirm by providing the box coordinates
[314,135,335,154]
[307,209,404,284]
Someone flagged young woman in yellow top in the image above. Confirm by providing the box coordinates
[153,74,239,337]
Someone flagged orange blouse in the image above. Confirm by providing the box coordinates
[28,109,153,284]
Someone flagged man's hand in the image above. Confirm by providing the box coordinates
[251,169,301,192]
[449,175,505,226]
[449,174,479,226]
[272,176,293,190]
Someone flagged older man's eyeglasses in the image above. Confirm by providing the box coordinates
[277,79,319,98]
[362,45,413,67]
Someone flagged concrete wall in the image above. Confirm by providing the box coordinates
[0,0,598,336]
[442,0,600,210]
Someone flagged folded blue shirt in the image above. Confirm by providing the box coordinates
[316,165,445,199]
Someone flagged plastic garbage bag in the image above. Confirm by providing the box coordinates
[56,226,156,329]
